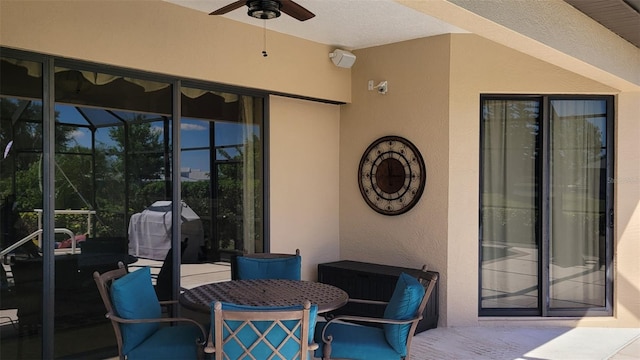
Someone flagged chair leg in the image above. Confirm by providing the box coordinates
[322,335,333,360]
[204,330,215,354]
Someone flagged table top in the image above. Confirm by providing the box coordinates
[179,279,349,313]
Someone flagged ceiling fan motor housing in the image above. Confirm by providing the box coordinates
[247,0,282,19]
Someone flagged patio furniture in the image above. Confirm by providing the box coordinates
[314,266,438,360]
[179,279,348,314]
[317,260,439,333]
[205,300,318,359]
[231,248,301,280]
[9,253,124,332]
[93,264,207,360]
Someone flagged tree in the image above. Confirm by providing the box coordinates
[108,119,166,212]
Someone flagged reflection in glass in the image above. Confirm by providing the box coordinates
[52,68,173,357]
[2,57,265,358]
[549,100,607,308]
[481,97,611,316]
[181,86,264,274]
[481,99,540,310]
[1,57,44,359]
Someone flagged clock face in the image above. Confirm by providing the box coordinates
[358,136,426,215]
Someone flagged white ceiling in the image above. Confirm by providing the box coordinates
[164,0,468,50]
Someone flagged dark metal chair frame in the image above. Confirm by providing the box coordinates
[93,262,207,360]
[318,265,438,360]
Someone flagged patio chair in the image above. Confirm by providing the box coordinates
[232,248,302,280]
[93,264,207,360]
[205,300,318,360]
[314,265,438,360]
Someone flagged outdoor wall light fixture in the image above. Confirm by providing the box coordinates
[368,80,388,95]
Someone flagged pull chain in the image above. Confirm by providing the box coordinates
[262,20,268,57]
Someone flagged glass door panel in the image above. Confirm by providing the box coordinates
[180,86,264,291]
[53,66,172,358]
[480,99,540,311]
[2,55,266,358]
[480,96,612,317]
[549,100,608,309]
[1,57,44,359]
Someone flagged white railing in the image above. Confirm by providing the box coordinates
[33,209,96,247]
[0,227,76,258]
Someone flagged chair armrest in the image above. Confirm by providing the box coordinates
[323,299,389,321]
[106,312,208,345]
[347,298,389,306]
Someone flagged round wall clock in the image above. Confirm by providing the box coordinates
[358,136,426,216]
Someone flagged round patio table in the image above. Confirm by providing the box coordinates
[179,279,349,313]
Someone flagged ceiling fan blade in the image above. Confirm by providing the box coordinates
[209,1,245,15]
[280,0,315,21]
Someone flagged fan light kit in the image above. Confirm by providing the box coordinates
[248,0,281,19]
[368,80,388,95]
[210,0,315,21]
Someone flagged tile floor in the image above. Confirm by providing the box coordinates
[407,326,640,360]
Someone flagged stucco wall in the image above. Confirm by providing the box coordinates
[269,95,341,281]
[342,35,452,324]
[343,33,639,327]
[610,91,640,327]
[0,0,351,103]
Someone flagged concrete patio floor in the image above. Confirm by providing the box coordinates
[408,326,640,360]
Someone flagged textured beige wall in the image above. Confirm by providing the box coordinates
[607,91,640,327]
[0,0,351,103]
[269,95,341,281]
[342,35,452,324]
[343,33,638,327]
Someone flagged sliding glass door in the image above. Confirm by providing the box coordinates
[1,56,45,358]
[480,95,613,316]
[1,49,267,359]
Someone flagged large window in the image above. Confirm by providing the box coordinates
[480,95,613,317]
[1,50,266,359]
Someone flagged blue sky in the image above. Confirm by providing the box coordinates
[56,105,259,173]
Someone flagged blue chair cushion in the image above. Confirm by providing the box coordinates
[210,302,318,359]
[236,255,301,280]
[313,321,403,360]
[382,272,425,355]
[126,324,202,360]
[110,267,162,355]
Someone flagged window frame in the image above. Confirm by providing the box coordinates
[478,94,615,317]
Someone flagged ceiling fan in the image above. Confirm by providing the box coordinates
[209,0,315,21]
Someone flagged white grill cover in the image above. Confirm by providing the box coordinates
[128,201,204,262]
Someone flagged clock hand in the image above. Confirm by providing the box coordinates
[387,156,392,186]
